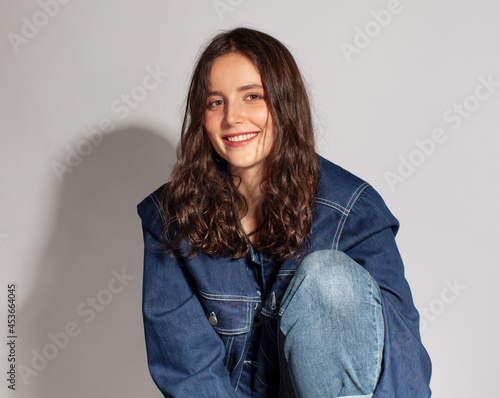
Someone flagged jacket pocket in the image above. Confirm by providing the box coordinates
[198,291,260,373]
[199,291,259,334]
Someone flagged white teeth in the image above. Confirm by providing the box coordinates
[226,133,258,142]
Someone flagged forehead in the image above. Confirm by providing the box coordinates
[209,53,263,89]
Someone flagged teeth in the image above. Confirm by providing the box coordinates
[226,133,258,142]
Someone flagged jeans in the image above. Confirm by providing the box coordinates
[278,250,384,398]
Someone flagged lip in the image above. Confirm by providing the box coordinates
[222,131,260,147]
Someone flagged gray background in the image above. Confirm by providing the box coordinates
[1,1,499,397]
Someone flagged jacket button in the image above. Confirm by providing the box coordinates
[208,312,218,326]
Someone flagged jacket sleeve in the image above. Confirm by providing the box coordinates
[341,185,432,397]
[138,193,239,398]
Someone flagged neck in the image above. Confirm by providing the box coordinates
[233,169,263,203]
[230,164,265,243]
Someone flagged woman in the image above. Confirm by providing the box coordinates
[137,27,432,397]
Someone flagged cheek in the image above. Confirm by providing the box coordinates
[260,112,273,137]
[252,104,272,132]
[203,116,217,141]
[256,107,270,125]
[263,117,274,153]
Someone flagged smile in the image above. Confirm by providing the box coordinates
[226,133,258,142]
[222,132,260,147]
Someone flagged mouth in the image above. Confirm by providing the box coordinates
[222,132,259,147]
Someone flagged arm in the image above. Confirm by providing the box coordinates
[138,195,239,398]
[341,186,432,397]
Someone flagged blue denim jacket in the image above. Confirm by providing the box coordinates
[138,155,432,397]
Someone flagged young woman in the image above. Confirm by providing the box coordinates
[137,27,432,397]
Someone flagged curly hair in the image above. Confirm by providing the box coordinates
[158,27,318,261]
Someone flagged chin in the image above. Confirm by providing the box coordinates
[228,157,266,170]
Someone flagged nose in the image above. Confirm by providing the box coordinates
[224,100,245,126]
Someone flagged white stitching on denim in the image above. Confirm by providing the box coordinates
[223,335,234,367]
[332,209,348,251]
[199,290,261,302]
[333,182,369,246]
[277,270,295,277]
[212,301,251,334]
[255,373,271,388]
[332,182,370,250]
[261,307,279,319]
[234,319,254,389]
[213,326,249,335]
[315,197,349,215]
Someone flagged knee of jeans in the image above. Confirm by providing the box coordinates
[287,250,381,312]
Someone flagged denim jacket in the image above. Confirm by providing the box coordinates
[137,155,432,397]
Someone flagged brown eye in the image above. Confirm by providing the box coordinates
[246,94,263,100]
[207,99,224,109]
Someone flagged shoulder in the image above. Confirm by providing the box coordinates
[316,154,399,232]
[316,154,369,210]
[137,183,171,240]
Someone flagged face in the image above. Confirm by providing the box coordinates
[204,52,274,175]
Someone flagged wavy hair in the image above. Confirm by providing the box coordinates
[159,27,318,261]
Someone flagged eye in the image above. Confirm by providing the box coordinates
[246,93,264,100]
[206,99,224,109]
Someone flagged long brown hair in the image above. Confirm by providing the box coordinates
[159,27,318,261]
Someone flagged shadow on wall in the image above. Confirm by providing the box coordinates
[19,126,174,398]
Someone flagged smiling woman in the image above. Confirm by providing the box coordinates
[204,53,274,175]
[137,27,432,397]
[203,52,275,245]
[159,27,317,260]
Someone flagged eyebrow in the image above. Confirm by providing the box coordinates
[207,84,264,97]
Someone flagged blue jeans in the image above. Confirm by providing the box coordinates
[278,250,384,397]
